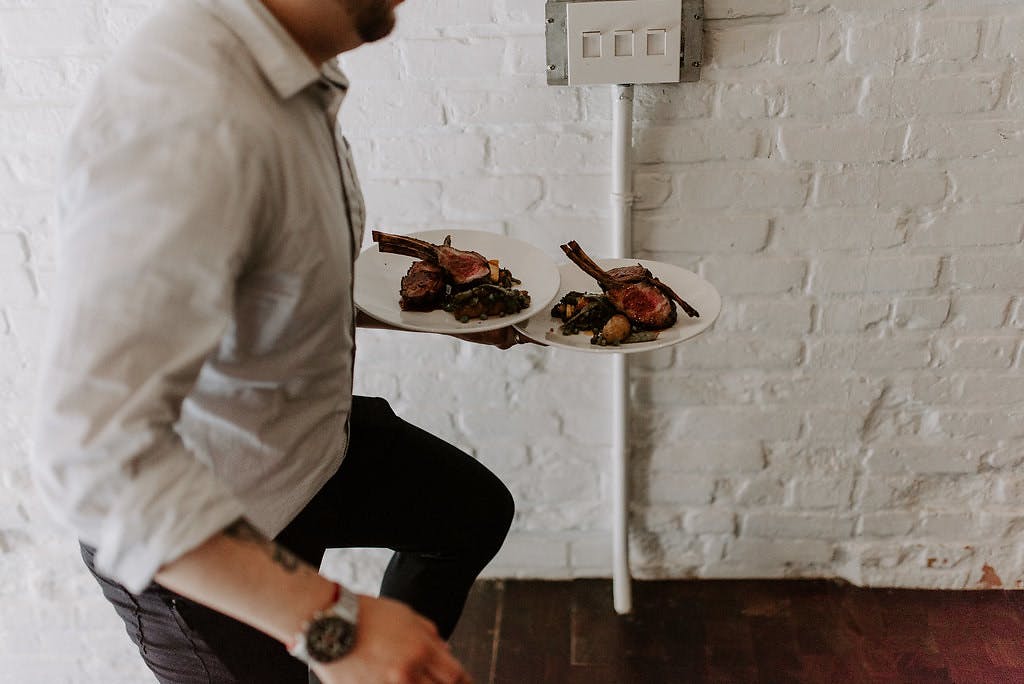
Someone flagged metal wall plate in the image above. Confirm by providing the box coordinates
[546,0,703,86]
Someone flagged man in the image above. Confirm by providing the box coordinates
[32,0,520,682]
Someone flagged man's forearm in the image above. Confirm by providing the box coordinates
[154,519,337,645]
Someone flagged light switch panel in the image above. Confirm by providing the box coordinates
[565,0,682,86]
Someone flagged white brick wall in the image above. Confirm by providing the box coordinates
[3,0,1024,680]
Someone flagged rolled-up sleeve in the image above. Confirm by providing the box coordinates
[32,115,265,592]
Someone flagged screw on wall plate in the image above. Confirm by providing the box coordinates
[548,64,557,70]
[692,61,701,67]
[695,14,702,19]
[547,17,554,23]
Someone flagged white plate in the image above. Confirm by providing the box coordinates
[514,258,721,354]
[354,229,561,334]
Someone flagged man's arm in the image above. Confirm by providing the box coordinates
[356,310,526,349]
[155,520,469,684]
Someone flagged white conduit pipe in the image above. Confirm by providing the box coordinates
[610,83,634,615]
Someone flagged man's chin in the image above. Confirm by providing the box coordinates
[358,11,396,43]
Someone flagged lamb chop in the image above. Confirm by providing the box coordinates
[560,240,699,329]
[398,261,445,311]
[372,231,491,286]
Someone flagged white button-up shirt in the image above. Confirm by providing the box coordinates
[32,0,366,593]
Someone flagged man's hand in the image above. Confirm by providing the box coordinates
[314,595,470,684]
[450,326,545,349]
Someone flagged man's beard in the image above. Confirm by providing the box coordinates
[353,0,396,43]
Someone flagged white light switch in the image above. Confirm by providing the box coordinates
[614,30,633,56]
[647,29,666,56]
[566,0,682,86]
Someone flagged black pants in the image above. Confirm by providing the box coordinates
[81,396,515,684]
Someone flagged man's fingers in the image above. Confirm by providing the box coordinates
[423,646,471,684]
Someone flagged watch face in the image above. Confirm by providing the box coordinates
[307,615,357,663]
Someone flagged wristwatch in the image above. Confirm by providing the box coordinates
[288,584,360,665]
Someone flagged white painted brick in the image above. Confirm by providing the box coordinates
[569,534,612,569]
[684,509,736,534]
[991,15,1024,60]
[508,34,546,75]
[722,475,784,507]
[773,211,904,251]
[847,20,912,66]
[641,472,715,505]
[819,304,885,346]
[810,255,941,294]
[934,410,1024,441]
[665,406,804,442]
[907,121,1024,161]
[779,123,903,163]
[787,476,855,509]
[634,124,760,163]
[676,336,803,370]
[402,38,505,80]
[961,375,1024,405]
[542,173,609,216]
[647,440,764,472]
[913,19,983,62]
[947,294,1012,329]
[395,0,495,31]
[360,179,441,221]
[490,130,607,173]
[340,85,445,129]
[859,511,918,537]
[445,84,580,125]
[878,167,948,208]
[724,538,834,565]
[951,254,1024,289]
[865,444,979,474]
[635,214,770,253]
[442,175,542,219]
[934,335,1018,370]
[368,133,486,177]
[808,337,932,370]
[892,74,1002,116]
[707,24,777,68]
[893,296,951,330]
[339,42,402,80]
[776,20,820,65]
[743,512,856,539]
[701,255,807,295]
[633,82,716,121]
[632,173,672,210]
[910,210,1021,247]
[730,297,814,335]
[785,78,864,117]
[919,512,978,539]
[705,0,789,19]
[718,82,785,119]
[0,7,100,54]
[485,533,569,570]
[674,167,812,209]
[761,373,880,405]
[813,166,879,208]
[949,159,1024,204]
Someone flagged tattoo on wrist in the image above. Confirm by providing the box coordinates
[224,519,301,573]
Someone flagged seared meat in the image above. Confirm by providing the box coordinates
[373,231,491,286]
[560,240,699,329]
[399,261,445,310]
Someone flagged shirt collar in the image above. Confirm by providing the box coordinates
[197,0,348,100]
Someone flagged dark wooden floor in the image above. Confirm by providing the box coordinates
[448,579,1024,684]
